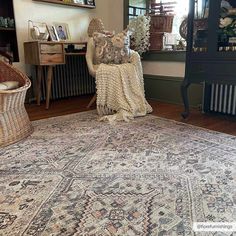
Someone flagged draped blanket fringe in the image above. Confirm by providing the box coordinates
[96,50,153,123]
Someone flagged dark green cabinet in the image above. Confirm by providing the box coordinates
[0,0,19,62]
[181,0,236,118]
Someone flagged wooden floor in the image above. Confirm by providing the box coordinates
[25,95,236,136]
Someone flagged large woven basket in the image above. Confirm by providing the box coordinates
[0,60,33,147]
[150,15,174,33]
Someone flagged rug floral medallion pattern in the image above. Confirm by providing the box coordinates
[0,111,235,236]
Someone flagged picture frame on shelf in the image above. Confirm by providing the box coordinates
[46,24,59,41]
[85,0,95,6]
[73,0,84,4]
[53,23,71,41]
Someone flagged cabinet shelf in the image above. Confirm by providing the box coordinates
[32,0,96,9]
[0,27,15,31]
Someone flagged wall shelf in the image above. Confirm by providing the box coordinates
[32,0,96,9]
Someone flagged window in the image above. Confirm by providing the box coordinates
[127,0,189,52]
[128,0,148,20]
[150,0,189,36]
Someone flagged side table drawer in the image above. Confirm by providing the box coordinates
[40,44,63,54]
[40,53,64,64]
[24,42,65,65]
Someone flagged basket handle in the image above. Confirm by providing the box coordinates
[0,50,13,64]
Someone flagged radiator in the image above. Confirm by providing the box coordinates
[209,83,236,115]
[36,55,95,101]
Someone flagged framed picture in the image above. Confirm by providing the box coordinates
[46,24,59,41]
[73,0,84,4]
[85,0,95,6]
[53,23,70,41]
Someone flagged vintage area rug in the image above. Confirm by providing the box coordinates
[0,111,236,236]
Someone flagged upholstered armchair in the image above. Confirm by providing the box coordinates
[85,18,152,122]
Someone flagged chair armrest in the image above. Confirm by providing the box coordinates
[85,38,96,78]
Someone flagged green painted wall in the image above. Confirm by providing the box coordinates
[144,74,203,107]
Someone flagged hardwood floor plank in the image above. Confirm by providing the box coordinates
[25,96,236,136]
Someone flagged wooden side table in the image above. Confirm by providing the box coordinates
[24,41,65,109]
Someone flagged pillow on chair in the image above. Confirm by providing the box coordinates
[93,30,130,65]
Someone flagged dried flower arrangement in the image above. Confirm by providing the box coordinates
[128,15,151,55]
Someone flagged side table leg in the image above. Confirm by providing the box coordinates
[46,66,53,109]
[181,79,191,119]
[36,65,42,106]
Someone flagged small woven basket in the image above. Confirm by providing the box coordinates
[0,60,33,147]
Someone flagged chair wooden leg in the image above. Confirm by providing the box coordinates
[36,65,42,106]
[87,94,96,108]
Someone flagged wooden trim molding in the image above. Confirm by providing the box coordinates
[123,0,129,29]
[142,51,186,62]
[144,74,184,82]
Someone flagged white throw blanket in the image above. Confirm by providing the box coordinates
[96,50,153,122]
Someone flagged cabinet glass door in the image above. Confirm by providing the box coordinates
[192,0,209,52]
[218,0,236,51]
